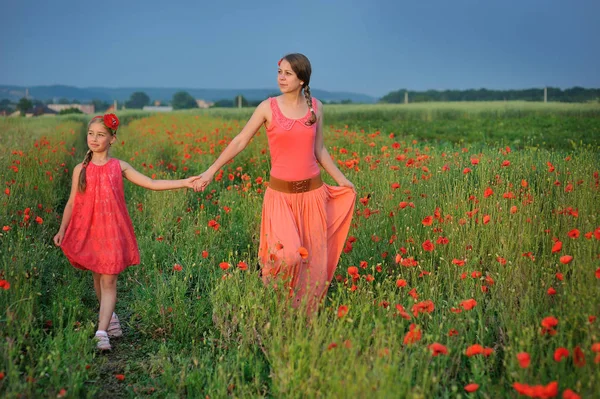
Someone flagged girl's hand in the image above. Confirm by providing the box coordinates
[193,171,215,192]
[337,177,356,193]
[53,231,64,246]
[183,175,201,189]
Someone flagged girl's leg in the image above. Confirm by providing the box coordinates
[92,272,102,303]
[98,274,118,332]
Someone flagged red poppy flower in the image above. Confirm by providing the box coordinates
[412,300,434,317]
[422,216,433,226]
[517,352,530,368]
[437,236,449,244]
[173,264,182,271]
[408,287,419,300]
[464,383,479,393]
[460,298,477,310]
[567,229,580,238]
[422,240,434,251]
[237,261,248,271]
[403,324,422,345]
[541,316,558,335]
[465,344,484,357]
[551,240,562,253]
[553,347,569,362]
[429,342,448,356]
[115,374,125,381]
[396,279,407,288]
[452,259,466,267]
[562,389,581,399]
[298,247,309,259]
[395,304,411,320]
[484,187,493,198]
[219,262,230,270]
[513,381,557,398]
[559,255,573,264]
[573,346,585,367]
[337,305,349,318]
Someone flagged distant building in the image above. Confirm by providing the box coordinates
[196,99,214,109]
[25,105,58,117]
[48,104,95,114]
[142,105,173,112]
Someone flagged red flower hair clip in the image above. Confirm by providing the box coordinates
[278,58,283,66]
[103,113,119,131]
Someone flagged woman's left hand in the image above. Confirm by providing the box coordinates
[337,178,356,193]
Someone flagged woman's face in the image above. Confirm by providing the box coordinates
[277,59,303,93]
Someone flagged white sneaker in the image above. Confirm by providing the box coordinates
[107,313,123,338]
[95,332,111,351]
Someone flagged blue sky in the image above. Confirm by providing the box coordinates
[1,0,598,97]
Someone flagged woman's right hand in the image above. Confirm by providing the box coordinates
[193,170,215,192]
[53,231,64,246]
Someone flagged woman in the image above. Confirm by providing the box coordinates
[194,53,356,313]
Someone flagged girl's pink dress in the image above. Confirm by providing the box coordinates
[259,97,356,311]
[61,158,140,275]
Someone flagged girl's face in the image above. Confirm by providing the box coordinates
[277,59,303,93]
[87,122,116,152]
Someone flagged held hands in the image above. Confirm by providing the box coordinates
[192,170,215,192]
[183,175,201,189]
[53,231,64,246]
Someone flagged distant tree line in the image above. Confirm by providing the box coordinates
[380,87,600,103]
[4,87,598,116]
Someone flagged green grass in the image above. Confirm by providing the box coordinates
[201,101,600,150]
[1,105,599,398]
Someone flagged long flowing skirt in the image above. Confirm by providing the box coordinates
[258,184,355,312]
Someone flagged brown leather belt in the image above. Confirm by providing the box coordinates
[268,174,323,193]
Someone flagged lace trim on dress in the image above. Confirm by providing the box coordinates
[270,97,317,131]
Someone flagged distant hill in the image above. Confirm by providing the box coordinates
[0,85,377,104]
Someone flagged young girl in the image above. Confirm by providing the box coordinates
[193,53,356,314]
[53,113,198,351]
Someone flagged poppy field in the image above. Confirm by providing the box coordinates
[1,102,600,398]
